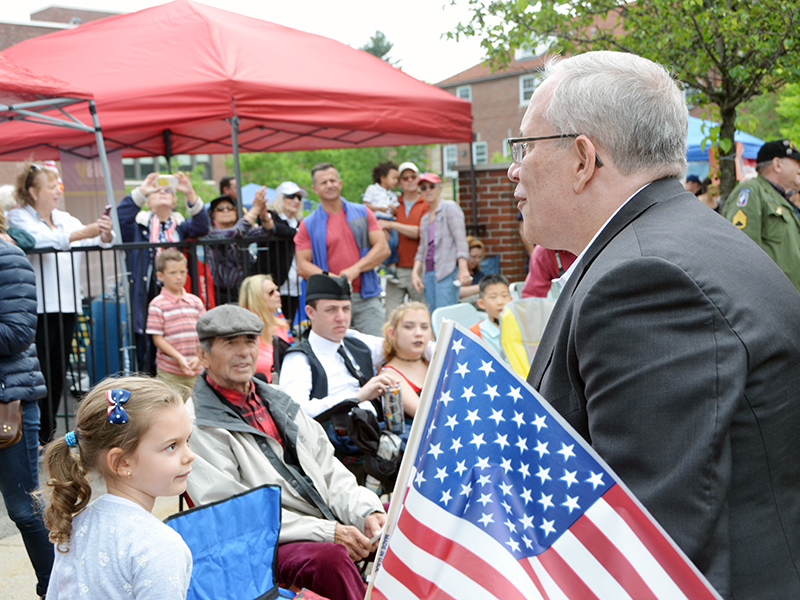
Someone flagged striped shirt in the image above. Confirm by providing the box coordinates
[146,288,206,375]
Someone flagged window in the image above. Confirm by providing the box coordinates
[444,145,458,178]
[122,154,213,181]
[456,85,472,102]
[519,74,540,105]
[472,141,488,165]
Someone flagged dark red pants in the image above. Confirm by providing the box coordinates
[278,542,366,600]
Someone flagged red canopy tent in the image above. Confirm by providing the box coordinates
[2,0,472,196]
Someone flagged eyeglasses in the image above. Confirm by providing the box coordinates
[507,134,604,168]
[419,184,437,192]
[265,288,280,296]
[401,174,418,181]
[284,194,302,200]
[214,204,236,212]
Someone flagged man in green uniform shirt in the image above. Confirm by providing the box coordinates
[723,139,800,292]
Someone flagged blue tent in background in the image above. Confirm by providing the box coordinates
[687,116,764,162]
[240,183,276,208]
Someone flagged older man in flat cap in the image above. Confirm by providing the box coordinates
[185,304,385,600]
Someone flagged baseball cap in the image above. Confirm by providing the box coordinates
[419,172,442,185]
[757,140,800,164]
[275,181,308,197]
[397,162,419,177]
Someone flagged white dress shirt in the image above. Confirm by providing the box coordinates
[7,204,115,313]
[280,329,385,419]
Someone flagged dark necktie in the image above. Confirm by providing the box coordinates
[337,345,367,386]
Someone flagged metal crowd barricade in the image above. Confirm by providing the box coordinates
[26,235,302,436]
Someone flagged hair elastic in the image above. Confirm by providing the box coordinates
[64,431,77,448]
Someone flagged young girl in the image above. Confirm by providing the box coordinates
[379,301,434,420]
[40,377,194,599]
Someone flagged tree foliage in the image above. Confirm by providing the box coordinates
[230,145,429,204]
[776,83,800,143]
[449,0,800,199]
[361,30,398,66]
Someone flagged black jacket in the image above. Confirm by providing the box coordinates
[0,240,46,403]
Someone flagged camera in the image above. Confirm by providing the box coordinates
[156,174,178,189]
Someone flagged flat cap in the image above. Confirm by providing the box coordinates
[305,273,350,302]
[757,139,800,164]
[196,305,264,341]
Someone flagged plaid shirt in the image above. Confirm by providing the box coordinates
[206,376,283,445]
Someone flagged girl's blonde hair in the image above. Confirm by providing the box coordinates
[267,190,304,222]
[239,274,277,340]
[382,301,430,362]
[40,376,183,552]
[15,162,57,207]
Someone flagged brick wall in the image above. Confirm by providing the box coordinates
[457,162,528,283]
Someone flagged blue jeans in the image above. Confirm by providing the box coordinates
[0,401,54,596]
[424,267,459,313]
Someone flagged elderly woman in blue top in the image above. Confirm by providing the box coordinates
[411,172,471,312]
[117,171,209,374]
[8,162,114,444]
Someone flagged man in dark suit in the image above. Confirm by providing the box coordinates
[509,51,800,600]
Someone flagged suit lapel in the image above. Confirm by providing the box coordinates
[527,178,677,389]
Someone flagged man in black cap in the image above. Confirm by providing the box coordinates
[723,139,800,292]
[185,304,385,600]
[280,274,396,422]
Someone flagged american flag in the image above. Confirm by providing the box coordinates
[369,323,721,600]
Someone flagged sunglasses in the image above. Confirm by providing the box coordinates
[25,163,43,188]
[265,288,280,296]
[284,194,302,200]
[401,174,418,181]
[419,184,437,192]
[214,204,236,212]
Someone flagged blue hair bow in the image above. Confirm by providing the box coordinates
[106,389,130,424]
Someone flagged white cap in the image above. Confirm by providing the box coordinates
[275,181,308,197]
[397,162,419,176]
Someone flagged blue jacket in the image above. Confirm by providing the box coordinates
[303,199,380,298]
[0,240,46,403]
[117,192,210,336]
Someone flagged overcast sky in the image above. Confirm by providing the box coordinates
[4,0,488,83]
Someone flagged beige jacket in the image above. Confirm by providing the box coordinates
[186,376,384,544]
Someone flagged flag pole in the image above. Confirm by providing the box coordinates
[365,320,456,598]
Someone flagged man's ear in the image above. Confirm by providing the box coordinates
[305,305,316,321]
[572,136,600,194]
[106,447,130,478]
[196,343,210,370]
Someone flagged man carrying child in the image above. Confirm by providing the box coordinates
[146,248,206,395]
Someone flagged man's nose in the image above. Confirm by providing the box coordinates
[508,162,520,182]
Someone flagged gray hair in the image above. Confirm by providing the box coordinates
[541,51,687,178]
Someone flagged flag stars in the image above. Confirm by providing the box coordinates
[451,338,464,354]
[477,493,492,507]
[494,433,509,450]
[439,390,453,407]
[485,385,499,401]
[535,466,551,484]
[454,460,467,476]
[500,458,513,474]
[560,469,578,488]
[450,437,462,453]
[586,471,605,490]
[434,467,448,483]
[455,362,470,378]
[562,495,580,514]
[512,411,526,428]
[489,408,505,425]
[521,535,533,549]
[519,462,531,480]
[477,474,491,487]
[538,492,554,511]
[445,415,459,430]
[465,409,480,425]
[478,360,495,376]
[462,386,475,402]
[459,482,473,497]
[428,443,443,459]
[519,513,535,530]
[557,443,576,462]
[440,489,452,506]
[516,436,529,453]
[470,433,486,449]
[520,488,533,505]
[508,386,522,403]
[540,518,556,537]
[500,500,513,514]
[478,513,493,527]
[506,538,520,553]
[532,414,547,432]
[499,481,513,496]
[534,440,549,458]
[503,518,517,533]
[414,471,426,486]
[474,456,490,470]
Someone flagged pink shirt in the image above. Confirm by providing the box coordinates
[146,288,206,375]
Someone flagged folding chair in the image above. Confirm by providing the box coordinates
[509,281,525,300]
[431,303,486,339]
[500,297,557,378]
[165,484,284,600]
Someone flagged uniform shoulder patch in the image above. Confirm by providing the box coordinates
[737,189,751,207]
[732,209,747,229]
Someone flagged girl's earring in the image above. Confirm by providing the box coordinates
[127,471,131,479]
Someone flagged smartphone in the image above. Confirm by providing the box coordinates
[156,174,178,189]
[103,205,112,217]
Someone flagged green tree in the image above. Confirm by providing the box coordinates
[361,30,398,66]
[737,92,793,142]
[230,145,429,205]
[449,0,800,199]
[776,83,800,143]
